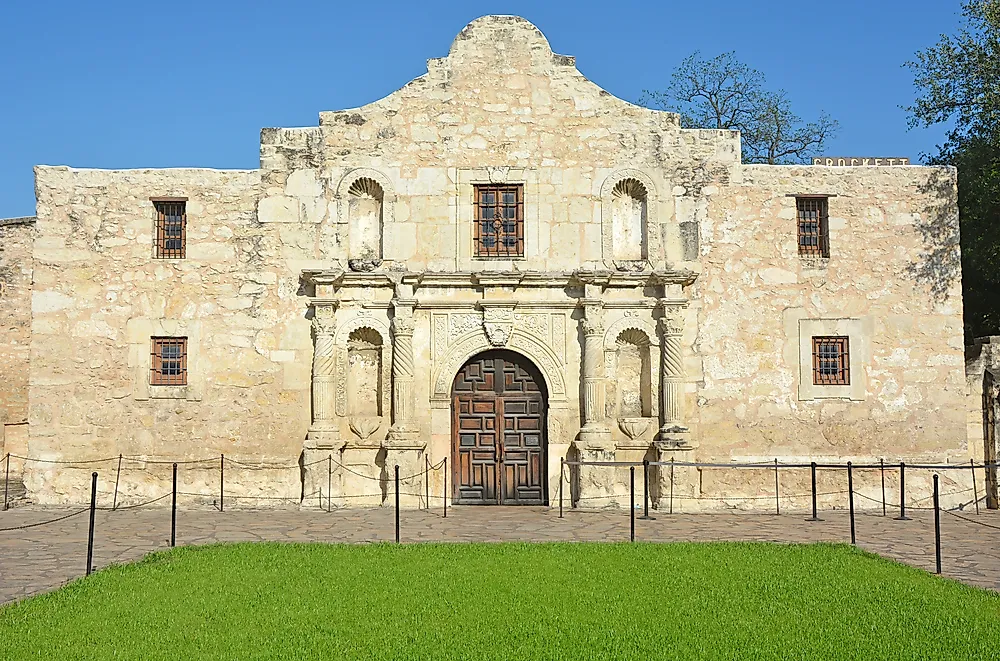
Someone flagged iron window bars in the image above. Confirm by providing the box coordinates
[797,197,829,257]
[154,200,186,259]
[812,336,850,386]
[474,184,524,258]
[151,337,188,386]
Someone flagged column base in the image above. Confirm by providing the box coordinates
[578,425,613,451]
[657,429,694,449]
[384,426,423,449]
[304,429,345,451]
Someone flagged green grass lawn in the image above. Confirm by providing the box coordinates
[1,542,998,660]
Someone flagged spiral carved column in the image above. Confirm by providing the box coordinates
[309,303,338,438]
[659,304,688,435]
[387,297,420,446]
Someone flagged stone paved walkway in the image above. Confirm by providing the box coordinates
[2,505,999,604]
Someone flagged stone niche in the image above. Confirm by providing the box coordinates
[600,169,660,271]
[611,179,647,262]
[347,177,383,271]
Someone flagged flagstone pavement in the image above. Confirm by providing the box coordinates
[2,504,999,605]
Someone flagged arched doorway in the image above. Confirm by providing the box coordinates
[451,350,547,505]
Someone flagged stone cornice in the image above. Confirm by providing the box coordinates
[302,267,699,291]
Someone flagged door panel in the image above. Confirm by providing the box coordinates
[452,351,547,505]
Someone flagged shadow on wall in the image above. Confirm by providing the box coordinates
[907,168,962,302]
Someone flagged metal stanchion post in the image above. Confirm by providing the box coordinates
[774,458,780,515]
[86,472,97,576]
[219,454,224,513]
[327,454,332,513]
[3,453,9,512]
[425,455,429,511]
[639,459,655,520]
[807,462,821,521]
[971,459,980,515]
[171,463,177,547]
[443,457,448,518]
[559,457,564,519]
[669,457,675,515]
[112,454,122,511]
[394,465,400,544]
[880,458,886,516]
[933,474,941,575]
[848,461,856,545]
[629,466,635,543]
[895,462,910,520]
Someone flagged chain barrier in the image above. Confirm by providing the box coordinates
[0,508,89,532]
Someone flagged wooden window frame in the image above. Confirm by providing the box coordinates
[796,196,829,257]
[153,198,187,259]
[473,184,524,258]
[812,336,850,386]
[150,337,188,386]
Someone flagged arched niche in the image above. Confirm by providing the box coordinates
[333,316,392,420]
[347,327,383,417]
[603,316,660,423]
[600,169,660,271]
[336,169,396,271]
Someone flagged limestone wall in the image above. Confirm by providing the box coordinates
[696,165,966,466]
[27,167,317,503]
[0,217,35,473]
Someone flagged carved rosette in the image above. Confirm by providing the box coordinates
[310,303,338,431]
[659,304,687,434]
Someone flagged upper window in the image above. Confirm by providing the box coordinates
[154,199,187,259]
[797,197,829,257]
[812,336,849,386]
[474,184,523,258]
[151,337,188,386]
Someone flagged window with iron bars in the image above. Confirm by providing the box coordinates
[812,336,849,386]
[474,184,524,258]
[150,337,188,386]
[154,199,187,259]
[797,197,829,257]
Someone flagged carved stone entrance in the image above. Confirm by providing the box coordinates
[451,350,547,505]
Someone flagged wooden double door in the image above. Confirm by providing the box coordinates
[452,351,547,505]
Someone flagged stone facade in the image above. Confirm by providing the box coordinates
[7,16,971,510]
[1,216,35,500]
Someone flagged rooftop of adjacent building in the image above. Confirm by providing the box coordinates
[0,216,36,227]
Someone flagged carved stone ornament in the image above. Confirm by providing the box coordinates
[484,322,511,347]
[487,166,511,184]
[348,258,382,272]
[613,260,649,272]
[618,417,652,441]
[349,416,382,441]
[659,309,685,337]
[582,319,604,337]
[312,305,337,335]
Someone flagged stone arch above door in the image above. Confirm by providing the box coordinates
[431,330,567,407]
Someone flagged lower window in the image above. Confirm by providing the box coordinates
[151,337,188,386]
[812,336,849,385]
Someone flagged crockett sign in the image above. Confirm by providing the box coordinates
[812,157,911,166]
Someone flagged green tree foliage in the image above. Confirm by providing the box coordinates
[640,52,838,164]
[907,0,1000,339]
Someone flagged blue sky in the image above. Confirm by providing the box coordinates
[0,0,962,217]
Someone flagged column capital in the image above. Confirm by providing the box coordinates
[311,301,339,336]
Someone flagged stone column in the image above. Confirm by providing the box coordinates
[578,300,612,448]
[386,288,420,445]
[658,303,688,437]
[308,302,338,441]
